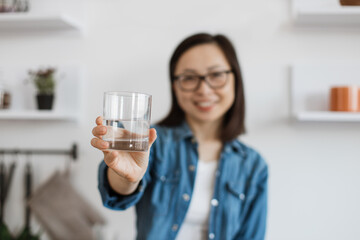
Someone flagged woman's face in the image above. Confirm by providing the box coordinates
[173,43,235,124]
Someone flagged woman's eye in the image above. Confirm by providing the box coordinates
[183,76,197,82]
[209,72,223,78]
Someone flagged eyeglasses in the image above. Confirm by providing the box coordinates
[173,70,233,92]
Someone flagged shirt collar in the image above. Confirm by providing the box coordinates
[223,139,246,157]
[174,121,246,157]
[173,121,194,140]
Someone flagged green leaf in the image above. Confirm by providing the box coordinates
[16,227,41,240]
[0,222,14,240]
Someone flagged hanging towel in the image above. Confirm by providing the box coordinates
[28,171,105,240]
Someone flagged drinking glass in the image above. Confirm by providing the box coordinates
[103,91,152,152]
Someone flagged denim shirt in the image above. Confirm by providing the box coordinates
[98,122,268,240]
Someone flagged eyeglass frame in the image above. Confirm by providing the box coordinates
[173,69,233,92]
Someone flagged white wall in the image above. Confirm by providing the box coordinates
[1,0,360,239]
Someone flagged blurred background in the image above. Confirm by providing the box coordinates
[0,0,360,239]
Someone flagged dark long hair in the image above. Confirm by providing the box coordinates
[158,33,246,143]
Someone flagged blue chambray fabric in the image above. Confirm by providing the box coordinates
[98,121,268,240]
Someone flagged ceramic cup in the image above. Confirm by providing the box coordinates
[330,86,359,112]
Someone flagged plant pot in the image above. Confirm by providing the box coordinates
[340,0,360,6]
[36,94,54,110]
[0,89,11,109]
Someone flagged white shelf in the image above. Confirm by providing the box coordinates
[292,0,360,27]
[0,13,83,31]
[0,110,77,121]
[0,65,83,122]
[291,64,360,122]
[296,111,360,122]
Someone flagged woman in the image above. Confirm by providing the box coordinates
[92,33,268,240]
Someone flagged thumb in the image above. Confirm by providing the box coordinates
[148,128,157,149]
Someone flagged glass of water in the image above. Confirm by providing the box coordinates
[103,91,152,152]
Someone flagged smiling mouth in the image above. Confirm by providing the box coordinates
[196,101,215,107]
[194,101,217,111]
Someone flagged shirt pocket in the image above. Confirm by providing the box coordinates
[225,180,257,226]
[150,168,180,216]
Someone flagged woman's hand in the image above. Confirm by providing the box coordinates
[91,116,157,186]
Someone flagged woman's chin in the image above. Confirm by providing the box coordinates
[188,114,222,124]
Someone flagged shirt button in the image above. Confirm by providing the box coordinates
[160,176,166,182]
[172,224,178,231]
[239,193,245,200]
[209,233,215,239]
[188,165,196,172]
[211,199,219,207]
[182,193,190,202]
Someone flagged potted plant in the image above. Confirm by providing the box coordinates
[28,67,56,110]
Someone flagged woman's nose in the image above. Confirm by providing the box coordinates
[195,79,213,94]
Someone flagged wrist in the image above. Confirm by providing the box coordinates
[108,167,142,184]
